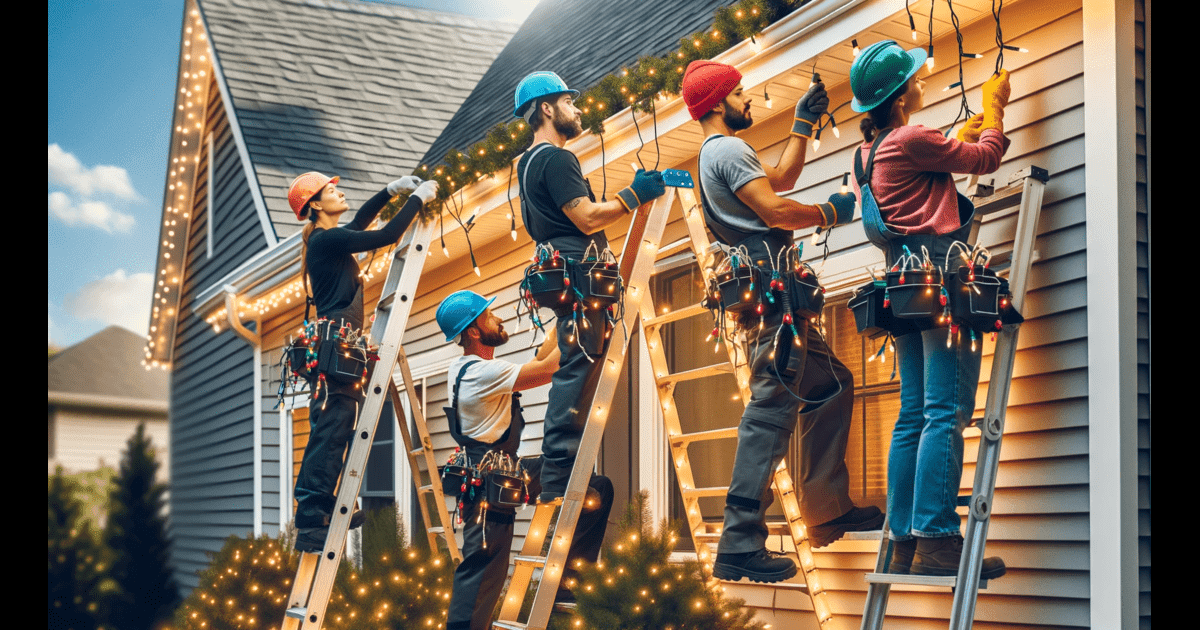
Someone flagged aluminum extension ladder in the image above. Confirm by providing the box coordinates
[638,186,859,629]
[859,165,1050,630]
[491,188,678,630]
[283,217,463,630]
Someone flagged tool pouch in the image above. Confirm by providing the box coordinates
[716,265,770,315]
[485,471,526,508]
[313,320,371,387]
[787,266,826,319]
[949,264,1004,332]
[997,278,1024,327]
[570,260,622,309]
[884,269,945,329]
[523,257,573,311]
[285,337,314,382]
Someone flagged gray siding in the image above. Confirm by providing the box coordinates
[169,74,270,592]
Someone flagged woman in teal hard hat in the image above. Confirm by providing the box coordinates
[288,171,439,553]
[848,40,1011,579]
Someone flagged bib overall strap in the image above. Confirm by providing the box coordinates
[854,127,894,189]
[451,360,483,412]
[517,143,555,227]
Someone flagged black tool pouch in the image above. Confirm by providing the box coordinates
[312,320,371,386]
[523,257,573,310]
[571,260,621,309]
[788,267,826,319]
[884,269,945,329]
[949,264,1004,332]
[716,265,770,315]
[485,470,526,508]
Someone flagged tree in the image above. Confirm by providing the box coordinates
[568,490,764,630]
[170,533,298,630]
[104,423,180,630]
[49,466,108,630]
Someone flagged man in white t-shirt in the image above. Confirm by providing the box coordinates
[436,290,613,630]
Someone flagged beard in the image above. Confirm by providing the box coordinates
[553,105,583,140]
[723,104,753,131]
[478,326,509,347]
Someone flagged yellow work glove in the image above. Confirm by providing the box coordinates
[980,69,1011,134]
[956,113,986,144]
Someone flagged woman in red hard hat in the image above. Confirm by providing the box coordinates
[849,40,1011,579]
[289,171,439,553]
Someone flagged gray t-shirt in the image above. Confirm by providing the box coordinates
[698,135,771,242]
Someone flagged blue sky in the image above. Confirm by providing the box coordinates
[48,0,536,348]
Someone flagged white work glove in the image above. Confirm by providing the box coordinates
[411,180,440,204]
[386,175,423,195]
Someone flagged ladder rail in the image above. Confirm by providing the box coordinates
[492,189,676,630]
[860,169,1048,630]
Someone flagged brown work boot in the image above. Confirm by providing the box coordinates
[911,535,1006,579]
[888,538,917,574]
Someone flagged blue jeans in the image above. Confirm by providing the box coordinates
[888,328,982,540]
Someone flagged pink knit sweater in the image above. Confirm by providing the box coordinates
[854,126,1010,235]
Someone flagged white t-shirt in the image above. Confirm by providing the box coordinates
[447,355,522,443]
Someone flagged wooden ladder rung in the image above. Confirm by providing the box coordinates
[655,362,732,386]
[643,303,709,328]
[669,426,738,446]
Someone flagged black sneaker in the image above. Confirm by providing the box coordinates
[809,505,884,548]
[712,549,798,583]
[888,538,917,574]
[911,535,1006,580]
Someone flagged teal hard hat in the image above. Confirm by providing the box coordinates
[849,40,927,113]
[513,71,580,119]
[436,290,496,342]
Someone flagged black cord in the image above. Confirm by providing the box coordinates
[599,133,608,201]
[507,161,517,234]
[947,0,974,132]
[992,0,1005,74]
[630,106,646,171]
[651,99,661,171]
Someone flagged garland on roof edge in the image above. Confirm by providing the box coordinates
[382,0,808,225]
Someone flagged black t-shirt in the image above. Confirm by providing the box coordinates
[306,190,422,329]
[517,143,606,254]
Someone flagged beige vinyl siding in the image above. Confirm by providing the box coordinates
[49,409,170,480]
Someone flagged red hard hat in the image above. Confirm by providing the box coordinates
[288,172,340,220]
[681,60,742,121]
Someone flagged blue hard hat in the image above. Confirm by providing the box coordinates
[849,40,927,113]
[513,71,580,118]
[436,290,496,342]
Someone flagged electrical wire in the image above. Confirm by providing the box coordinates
[992,0,1005,74]
[946,0,975,133]
[631,106,646,171]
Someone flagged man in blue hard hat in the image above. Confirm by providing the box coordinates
[512,70,667,502]
[437,290,613,630]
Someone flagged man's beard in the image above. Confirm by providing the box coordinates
[479,327,509,347]
[723,104,753,131]
[553,106,583,140]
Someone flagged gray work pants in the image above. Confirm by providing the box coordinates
[717,314,855,554]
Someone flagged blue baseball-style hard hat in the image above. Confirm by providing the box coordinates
[436,290,496,342]
[849,40,927,113]
[513,71,580,119]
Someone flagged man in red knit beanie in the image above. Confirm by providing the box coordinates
[681,60,879,584]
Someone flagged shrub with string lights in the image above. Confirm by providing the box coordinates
[565,490,765,630]
[170,534,298,630]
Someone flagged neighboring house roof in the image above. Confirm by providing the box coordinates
[419,0,738,167]
[48,326,168,411]
[200,0,518,240]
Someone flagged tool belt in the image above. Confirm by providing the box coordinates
[441,449,534,509]
[283,319,374,388]
[706,239,826,324]
[847,244,1022,340]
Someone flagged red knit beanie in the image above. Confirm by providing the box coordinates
[681,60,742,121]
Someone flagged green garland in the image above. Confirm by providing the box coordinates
[385,0,807,224]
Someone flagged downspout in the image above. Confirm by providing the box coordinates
[224,286,264,536]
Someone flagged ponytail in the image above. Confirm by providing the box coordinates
[860,88,906,142]
[300,210,317,298]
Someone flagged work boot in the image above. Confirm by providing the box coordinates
[809,505,884,548]
[911,534,1006,579]
[713,549,798,583]
[293,510,367,553]
[888,538,917,574]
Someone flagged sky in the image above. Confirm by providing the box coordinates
[47,0,537,349]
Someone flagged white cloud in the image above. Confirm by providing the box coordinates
[66,269,153,336]
[48,191,135,233]
[48,144,139,200]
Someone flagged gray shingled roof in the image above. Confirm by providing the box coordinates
[199,0,517,239]
[48,326,169,402]
[420,0,739,167]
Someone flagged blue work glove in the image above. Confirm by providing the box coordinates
[792,82,829,138]
[616,170,666,211]
[816,190,856,228]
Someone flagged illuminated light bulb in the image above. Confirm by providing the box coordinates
[926,56,935,71]
[763,86,773,109]
[852,39,860,56]
[831,124,840,138]
[812,137,820,151]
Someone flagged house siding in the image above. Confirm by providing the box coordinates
[169,74,270,592]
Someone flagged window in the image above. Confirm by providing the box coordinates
[652,267,898,542]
